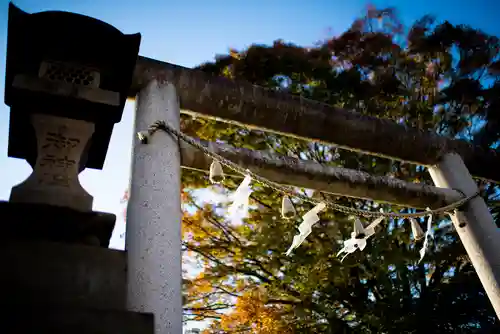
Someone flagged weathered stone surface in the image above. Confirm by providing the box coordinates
[0,241,126,310]
[1,306,154,334]
[0,201,115,247]
[9,114,94,211]
[127,80,183,334]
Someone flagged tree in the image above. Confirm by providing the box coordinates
[177,5,500,333]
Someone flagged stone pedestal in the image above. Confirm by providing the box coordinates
[0,239,154,334]
[0,201,115,247]
[2,304,154,334]
[0,240,127,310]
[0,201,155,334]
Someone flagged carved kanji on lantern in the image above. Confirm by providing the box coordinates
[10,114,94,211]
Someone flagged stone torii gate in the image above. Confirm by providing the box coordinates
[129,58,500,332]
[3,3,500,334]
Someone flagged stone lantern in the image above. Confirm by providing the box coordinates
[5,3,141,213]
[1,4,154,333]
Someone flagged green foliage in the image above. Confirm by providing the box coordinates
[180,5,500,333]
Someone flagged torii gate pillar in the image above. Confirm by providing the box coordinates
[429,153,500,319]
[126,79,183,334]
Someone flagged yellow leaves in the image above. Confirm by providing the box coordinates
[180,173,295,331]
[185,269,295,333]
[187,272,213,297]
[222,65,234,79]
[235,278,247,292]
[231,248,244,263]
[229,48,240,60]
[182,209,218,241]
[196,280,213,294]
[204,289,294,334]
[181,189,190,203]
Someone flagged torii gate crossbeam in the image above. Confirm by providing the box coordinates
[130,56,500,184]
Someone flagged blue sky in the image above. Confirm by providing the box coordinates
[0,0,498,246]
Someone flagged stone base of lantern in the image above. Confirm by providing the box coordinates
[0,201,154,334]
[2,306,154,334]
[0,201,116,247]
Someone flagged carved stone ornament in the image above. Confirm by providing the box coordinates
[10,114,94,211]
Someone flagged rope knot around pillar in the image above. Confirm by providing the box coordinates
[449,187,481,228]
[137,120,168,144]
